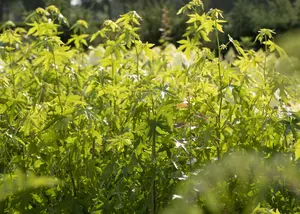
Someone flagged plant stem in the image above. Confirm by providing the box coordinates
[263,35,268,87]
[151,97,156,214]
[262,35,268,116]
[151,129,156,214]
[51,51,64,113]
[135,44,140,81]
[215,20,223,160]
[0,199,6,214]
[111,54,116,86]
[111,54,117,130]
[8,53,16,98]
[185,66,193,169]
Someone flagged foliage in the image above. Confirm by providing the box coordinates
[123,0,187,45]
[227,0,300,38]
[0,1,300,213]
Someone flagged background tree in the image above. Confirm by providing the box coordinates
[227,0,300,38]
[21,0,45,11]
[2,0,300,46]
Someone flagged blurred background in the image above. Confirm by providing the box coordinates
[1,0,300,45]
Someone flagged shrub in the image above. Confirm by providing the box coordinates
[227,0,300,38]
[0,1,299,213]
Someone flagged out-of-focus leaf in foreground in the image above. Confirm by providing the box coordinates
[164,152,300,214]
[0,170,59,201]
[277,30,300,60]
[276,30,300,78]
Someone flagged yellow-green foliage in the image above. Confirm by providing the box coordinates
[0,1,300,213]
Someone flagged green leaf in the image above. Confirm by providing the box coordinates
[156,126,169,135]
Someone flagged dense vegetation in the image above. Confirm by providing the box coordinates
[227,0,300,38]
[0,0,300,213]
[3,0,300,45]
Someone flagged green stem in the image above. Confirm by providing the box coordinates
[263,35,268,86]
[69,148,77,197]
[135,44,140,81]
[111,54,116,86]
[111,54,117,130]
[51,51,64,113]
[151,97,156,214]
[215,20,223,160]
[8,53,16,98]
[185,66,193,169]
[151,129,156,214]
[262,35,268,116]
